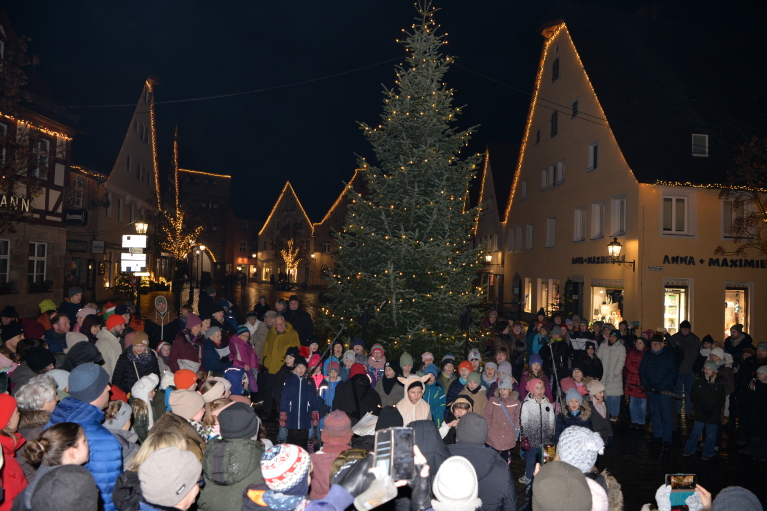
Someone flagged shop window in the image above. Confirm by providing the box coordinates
[28,242,47,283]
[525,224,533,250]
[724,286,748,338]
[551,58,560,82]
[571,100,579,118]
[0,239,8,282]
[611,195,627,236]
[507,227,515,252]
[546,217,556,247]
[663,196,687,234]
[520,180,527,199]
[592,286,623,325]
[555,160,565,185]
[692,134,708,157]
[523,278,532,313]
[515,226,522,251]
[239,241,247,252]
[574,207,586,242]
[590,201,605,239]
[587,142,598,171]
[550,110,558,138]
[723,199,744,238]
[663,284,689,335]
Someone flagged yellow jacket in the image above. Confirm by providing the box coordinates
[262,321,300,374]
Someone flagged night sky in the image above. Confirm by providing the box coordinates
[4,1,761,220]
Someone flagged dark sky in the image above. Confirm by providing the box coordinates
[4,1,761,220]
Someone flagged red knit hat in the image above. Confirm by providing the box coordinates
[106,314,126,330]
[174,369,198,390]
[321,410,352,441]
[21,318,46,340]
[458,361,473,373]
[349,363,367,379]
[0,394,17,429]
[299,346,311,359]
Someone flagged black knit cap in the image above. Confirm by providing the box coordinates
[25,346,56,372]
[1,322,22,342]
[218,402,259,440]
[376,406,404,431]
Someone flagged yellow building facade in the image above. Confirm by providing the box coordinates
[501,19,765,342]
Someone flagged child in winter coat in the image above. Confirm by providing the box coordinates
[318,362,342,431]
[374,360,404,407]
[483,377,521,465]
[340,350,355,381]
[421,364,446,428]
[555,388,593,442]
[446,361,474,411]
[280,356,320,449]
[438,395,473,445]
[579,341,604,380]
[131,374,160,442]
[0,394,28,511]
[228,326,259,393]
[482,362,498,392]
[585,380,613,446]
[568,362,590,396]
[683,361,726,460]
[519,378,555,485]
[395,375,432,425]
[458,372,488,416]
[437,355,457,393]
[748,365,767,465]
[366,343,386,387]
[519,354,554,403]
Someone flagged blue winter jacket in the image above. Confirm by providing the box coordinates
[639,347,678,392]
[280,373,319,430]
[46,397,123,511]
[202,339,234,373]
[423,382,446,427]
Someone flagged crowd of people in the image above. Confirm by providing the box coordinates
[0,290,762,511]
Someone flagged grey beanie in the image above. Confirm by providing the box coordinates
[68,286,83,298]
[204,326,222,340]
[455,412,488,445]
[68,363,110,403]
[556,425,604,473]
[104,400,133,431]
[343,350,356,363]
[139,447,202,507]
[712,486,762,511]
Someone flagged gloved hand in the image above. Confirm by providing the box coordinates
[686,491,703,511]
[654,484,672,511]
[410,462,431,511]
[336,453,376,497]
[279,412,287,428]
[219,356,230,364]
[311,411,320,427]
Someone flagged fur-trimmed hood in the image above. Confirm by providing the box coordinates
[19,409,51,429]
[586,468,624,511]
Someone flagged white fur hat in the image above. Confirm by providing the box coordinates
[431,456,482,511]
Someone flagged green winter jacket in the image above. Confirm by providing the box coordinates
[690,374,726,425]
[197,438,265,511]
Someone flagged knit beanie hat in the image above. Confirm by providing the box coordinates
[400,352,413,367]
[557,425,604,472]
[701,335,714,346]
[25,347,56,372]
[498,377,514,390]
[38,299,57,313]
[160,371,175,390]
[106,314,126,330]
[218,402,259,440]
[423,363,439,378]
[385,359,402,376]
[421,352,434,362]
[560,377,576,394]
[679,320,691,329]
[525,378,543,394]
[0,394,17,429]
[431,456,482,511]
[343,350,356,363]
[458,361,473,373]
[308,354,321,369]
[169,389,205,421]
[321,410,352,441]
[30,465,98,511]
[174,369,198,390]
[455,412,488,444]
[442,354,456,363]
[353,337,365,348]
[0,322,23,342]
[68,287,83,298]
[376,406,404,430]
[76,307,97,319]
[293,356,308,368]
[46,369,69,392]
[704,361,719,373]
[758,342,767,352]
[484,362,497,372]
[586,380,605,395]
[712,486,762,511]
[285,346,300,359]
[104,400,133,431]
[565,387,583,406]
[529,354,543,366]
[349,363,367,379]
[532,461,592,511]
[139,447,202,507]
[132,374,159,405]
[204,326,222,340]
[68,363,110,403]
[468,349,481,361]
[710,347,725,360]
[185,313,202,329]
[328,361,340,374]
[260,444,311,495]
[467,372,481,385]
[237,325,249,336]
[370,343,384,355]
[132,332,149,347]
[22,319,46,340]
[202,381,226,403]
[757,366,767,376]
[497,361,512,377]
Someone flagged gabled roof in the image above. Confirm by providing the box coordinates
[486,143,517,222]
[314,169,362,227]
[258,181,314,236]
[543,3,757,187]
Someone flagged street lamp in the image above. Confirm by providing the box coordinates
[607,238,635,272]
[135,222,148,234]
[485,254,492,263]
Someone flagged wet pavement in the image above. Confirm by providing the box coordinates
[136,284,765,509]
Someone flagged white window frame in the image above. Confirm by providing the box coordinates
[722,196,748,239]
[0,239,9,283]
[574,206,587,242]
[520,180,527,200]
[28,242,47,283]
[590,201,606,240]
[587,141,598,172]
[515,226,522,252]
[239,240,248,252]
[555,159,565,185]
[692,134,708,157]
[525,223,533,250]
[660,188,697,237]
[322,241,331,253]
[546,217,556,248]
[610,195,627,237]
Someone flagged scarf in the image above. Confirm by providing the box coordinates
[184,330,202,349]
[188,419,206,440]
[382,375,400,395]
[458,376,467,386]
[368,355,386,370]
[591,396,607,418]
[700,348,711,358]
[467,384,481,395]
[262,491,309,511]
[126,346,152,365]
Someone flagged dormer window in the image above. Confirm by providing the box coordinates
[692,134,708,157]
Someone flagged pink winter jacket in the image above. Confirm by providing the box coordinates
[484,394,521,451]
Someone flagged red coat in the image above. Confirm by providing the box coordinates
[624,348,647,398]
[0,433,28,511]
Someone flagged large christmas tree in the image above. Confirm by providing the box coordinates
[323,2,485,358]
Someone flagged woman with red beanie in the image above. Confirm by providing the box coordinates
[0,394,28,511]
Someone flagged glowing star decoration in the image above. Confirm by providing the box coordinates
[280,239,302,277]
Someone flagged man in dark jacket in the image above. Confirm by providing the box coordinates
[447,412,517,511]
[58,286,83,320]
[333,363,381,425]
[46,363,122,511]
[45,313,71,353]
[665,320,700,415]
[143,296,180,350]
[197,286,216,318]
[639,335,678,446]
[282,295,314,346]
